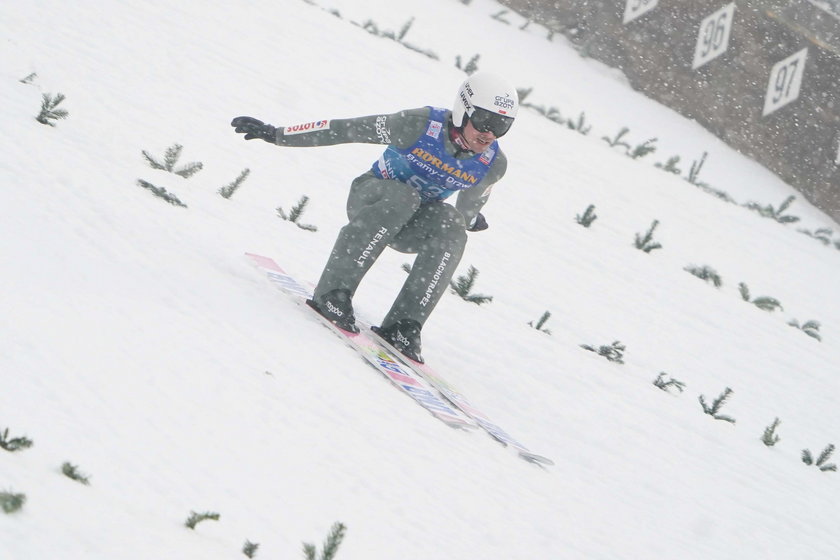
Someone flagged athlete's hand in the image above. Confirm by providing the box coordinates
[231,116,277,142]
[467,213,488,232]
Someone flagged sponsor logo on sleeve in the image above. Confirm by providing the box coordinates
[426,120,443,139]
[283,119,330,135]
[375,115,391,144]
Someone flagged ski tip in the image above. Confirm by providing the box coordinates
[519,451,554,466]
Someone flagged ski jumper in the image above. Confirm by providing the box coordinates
[271,106,508,328]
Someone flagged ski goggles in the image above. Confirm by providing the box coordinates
[469,107,514,137]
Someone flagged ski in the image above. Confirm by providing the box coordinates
[370,332,554,466]
[245,253,476,431]
[246,252,553,466]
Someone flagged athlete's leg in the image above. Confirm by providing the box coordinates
[381,202,468,328]
[313,173,421,300]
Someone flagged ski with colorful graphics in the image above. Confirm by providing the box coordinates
[246,252,553,466]
[370,332,554,466]
[245,252,476,431]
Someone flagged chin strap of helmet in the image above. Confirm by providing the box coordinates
[448,118,474,157]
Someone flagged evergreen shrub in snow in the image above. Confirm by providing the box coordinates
[0,490,26,514]
[450,266,493,305]
[136,179,187,208]
[580,340,625,364]
[802,444,837,472]
[36,92,69,126]
[184,510,220,529]
[787,319,821,341]
[277,196,318,232]
[528,311,552,335]
[0,428,33,452]
[142,143,203,178]
[653,372,685,393]
[61,462,91,485]
[762,418,782,447]
[684,264,723,288]
[575,204,597,227]
[219,168,250,199]
[303,521,346,560]
[699,387,736,424]
[738,283,782,312]
[634,220,662,253]
[242,540,259,558]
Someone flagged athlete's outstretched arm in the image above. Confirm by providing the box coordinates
[231,108,430,149]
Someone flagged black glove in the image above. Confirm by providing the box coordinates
[231,116,277,143]
[467,213,488,232]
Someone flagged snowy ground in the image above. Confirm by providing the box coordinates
[1,1,839,559]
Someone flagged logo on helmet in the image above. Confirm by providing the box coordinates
[494,94,515,113]
[460,91,473,111]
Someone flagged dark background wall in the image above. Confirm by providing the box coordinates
[499,0,840,223]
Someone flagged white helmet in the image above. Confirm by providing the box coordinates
[452,72,519,136]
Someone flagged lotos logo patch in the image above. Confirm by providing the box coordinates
[283,119,330,135]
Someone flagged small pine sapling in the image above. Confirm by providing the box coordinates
[449,266,493,304]
[141,144,203,178]
[61,462,91,485]
[738,282,783,312]
[655,155,682,175]
[634,220,662,253]
[743,195,800,224]
[243,540,260,558]
[185,510,221,529]
[455,54,481,75]
[566,112,591,135]
[528,311,552,334]
[137,179,188,207]
[602,127,631,152]
[0,428,34,452]
[277,196,318,232]
[802,444,837,472]
[0,490,26,514]
[575,204,597,227]
[359,18,437,59]
[491,10,511,24]
[685,152,708,187]
[797,227,833,245]
[684,264,723,288]
[219,168,251,199]
[580,340,626,364]
[396,17,414,42]
[19,72,38,84]
[36,93,69,126]
[787,319,821,341]
[653,372,686,393]
[699,387,736,423]
[761,418,781,446]
[629,138,657,159]
[303,522,347,560]
[543,106,564,124]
